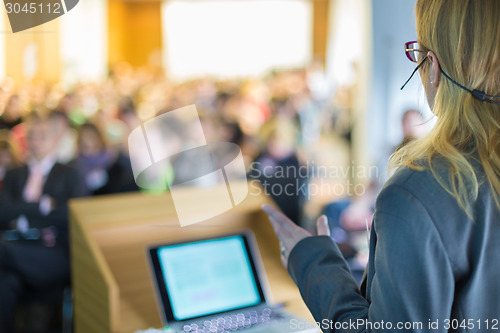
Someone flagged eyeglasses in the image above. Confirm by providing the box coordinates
[404,41,423,63]
[401,41,427,90]
[400,40,500,104]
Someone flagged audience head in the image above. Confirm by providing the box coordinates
[26,118,56,162]
[258,117,296,160]
[401,109,426,140]
[57,93,76,113]
[0,138,18,171]
[3,94,22,120]
[77,122,107,156]
[48,109,71,136]
[221,121,244,146]
[118,97,139,131]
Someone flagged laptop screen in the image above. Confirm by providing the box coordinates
[149,234,266,322]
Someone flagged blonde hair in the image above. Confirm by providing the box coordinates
[390,0,500,215]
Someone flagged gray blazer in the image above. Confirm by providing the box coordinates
[288,162,500,332]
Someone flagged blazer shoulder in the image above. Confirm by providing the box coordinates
[51,162,79,175]
[377,160,472,233]
[382,166,429,191]
[376,164,451,221]
[4,165,28,179]
[382,161,451,198]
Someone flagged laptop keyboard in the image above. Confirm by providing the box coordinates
[181,307,284,332]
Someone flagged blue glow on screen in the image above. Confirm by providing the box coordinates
[158,236,261,321]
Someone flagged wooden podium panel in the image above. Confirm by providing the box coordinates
[69,182,314,333]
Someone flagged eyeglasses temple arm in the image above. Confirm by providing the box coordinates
[400,56,428,90]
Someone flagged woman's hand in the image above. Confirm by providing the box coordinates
[262,204,330,268]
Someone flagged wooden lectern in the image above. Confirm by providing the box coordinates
[69,182,314,333]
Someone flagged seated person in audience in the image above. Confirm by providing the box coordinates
[93,100,140,195]
[0,118,85,332]
[394,108,428,151]
[249,117,306,224]
[72,122,113,195]
[48,109,77,164]
[0,132,19,191]
[9,111,41,163]
[0,94,23,130]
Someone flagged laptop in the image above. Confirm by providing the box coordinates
[147,231,319,333]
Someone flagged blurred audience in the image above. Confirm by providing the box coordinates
[0,118,85,332]
[0,65,342,222]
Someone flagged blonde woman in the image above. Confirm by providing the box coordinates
[263,0,500,331]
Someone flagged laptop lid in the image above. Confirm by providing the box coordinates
[148,232,269,324]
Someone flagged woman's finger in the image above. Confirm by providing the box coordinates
[268,214,301,248]
[268,217,299,250]
[262,204,296,233]
[316,215,330,236]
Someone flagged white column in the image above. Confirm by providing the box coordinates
[59,0,107,86]
[0,11,6,79]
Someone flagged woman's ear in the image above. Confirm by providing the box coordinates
[427,51,441,88]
